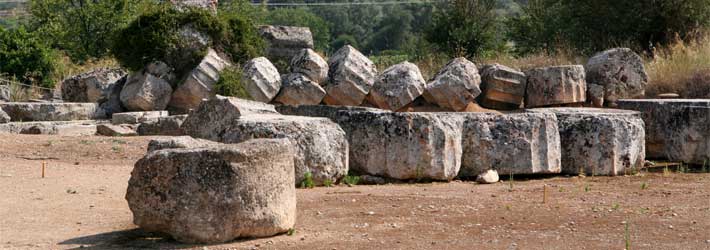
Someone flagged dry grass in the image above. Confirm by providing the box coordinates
[53,56,120,92]
[476,48,583,71]
[645,33,710,98]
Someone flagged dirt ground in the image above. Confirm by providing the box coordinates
[1,134,709,250]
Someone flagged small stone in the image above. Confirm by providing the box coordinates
[475,170,499,184]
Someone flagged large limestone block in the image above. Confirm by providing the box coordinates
[424,57,482,111]
[323,45,377,106]
[111,111,169,125]
[459,113,561,177]
[185,113,348,186]
[0,120,97,135]
[479,64,527,110]
[276,104,384,122]
[586,48,648,105]
[336,111,463,181]
[146,136,218,152]
[242,57,282,103]
[259,25,314,61]
[274,73,326,105]
[61,68,126,103]
[529,108,645,176]
[181,96,278,135]
[169,49,231,113]
[126,139,296,244]
[367,62,425,111]
[120,71,173,111]
[617,99,710,164]
[0,102,106,121]
[525,65,587,108]
[96,124,138,137]
[290,48,328,84]
[137,115,188,136]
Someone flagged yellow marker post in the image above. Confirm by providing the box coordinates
[543,184,548,204]
[41,162,46,178]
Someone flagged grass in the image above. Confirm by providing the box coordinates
[641,182,648,190]
[300,172,314,189]
[645,32,710,98]
[584,184,591,192]
[323,179,333,187]
[508,173,514,192]
[624,221,631,250]
[343,175,360,186]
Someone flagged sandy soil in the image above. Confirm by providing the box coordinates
[1,134,709,250]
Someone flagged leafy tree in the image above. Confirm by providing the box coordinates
[27,0,145,62]
[426,0,499,57]
[368,5,414,53]
[0,27,60,88]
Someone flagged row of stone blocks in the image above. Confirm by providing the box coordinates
[172,97,646,183]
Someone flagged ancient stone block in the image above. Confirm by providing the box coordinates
[259,25,314,61]
[61,68,126,103]
[119,71,173,111]
[290,48,328,84]
[323,45,377,106]
[274,73,326,105]
[169,48,231,113]
[111,111,168,125]
[242,57,282,103]
[0,102,107,121]
[586,48,648,105]
[367,62,425,111]
[424,57,482,111]
[479,64,527,110]
[525,65,587,108]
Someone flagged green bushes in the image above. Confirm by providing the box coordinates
[426,0,499,58]
[214,66,252,98]
[111,4,263,79]
[0,27,59,88]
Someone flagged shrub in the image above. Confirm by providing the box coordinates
[214,66,252,98]
[0,27,59,88]
[425,0,499,58]
[645,33,710,98]
[111,4,263,80]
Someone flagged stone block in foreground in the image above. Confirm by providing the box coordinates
[529,108,645,176]
[126,139,296,244]
[184,108,348,186]
[0,102,106,121]
[459,113,562,177]
[617,99,710,164]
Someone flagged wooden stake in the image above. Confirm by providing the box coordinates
[41,162,45,178]
[543,184,548,204]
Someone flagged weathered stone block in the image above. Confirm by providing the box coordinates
[137,115,188,136]
[586,48,648,105]
[459,113,561,177]
[424,57,482,111]
[61,68,126,103]
[120,71,173,111]
[617,99,710,164]
[367,62,425,111]
[0,102,106,121]
[0,121,97,135]
[259,25,314,61]
[274,73,326,105]
[181,96,278,135]
[96,124,137,137]
[525,65,587,108]
[479,64,527,110]
[335,111,463,181]
[242,57,282,103]
[111,111,169,125]
[146,136,218,152]
[529,108,645,175]
[290,48,328,84]
[169,48,231,113]
[323,45,377,106]
[126,139,296,244]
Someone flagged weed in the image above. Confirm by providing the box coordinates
[79,140,93,145]
[505,204,512,211]
[663,166,671,177]
[641,182,648,190]
[624,221,631,250]
[559,187,565,192]
[584,184,591,192]
[323,179,333,187]
[702,159,708,173]
[508,173,514,192]
[300,172,314,189]
[343,175,360,186]
[111,139,127,145]
[43,140,53,147]
[612,203,621,211]
[111,145,122,152]
[287,228,296,236]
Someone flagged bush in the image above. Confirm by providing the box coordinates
[111,4,263,80]
[0,27,59,88]
[425,0,499,58]
[27,0,144,62]
[214,66,251,99]
[508,0,710,55]
[645,33,710,98]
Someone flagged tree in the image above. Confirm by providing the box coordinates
[27,0,145,62]
[0,27,60,88]
[426,0,499,57]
